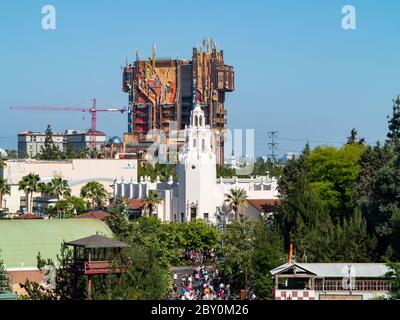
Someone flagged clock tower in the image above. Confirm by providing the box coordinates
[178,103,217,223]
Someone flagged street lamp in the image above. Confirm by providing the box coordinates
[347,264,353,295]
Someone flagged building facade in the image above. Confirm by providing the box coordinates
[121,39,235,165]
[114,104,279,223]
[270,262,392,300]
[17,130,106,159]
[18,131,65,159]
[1,159,137,213]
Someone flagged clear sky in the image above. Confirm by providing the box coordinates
[1,0,399,158]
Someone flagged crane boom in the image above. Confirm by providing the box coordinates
[10,98,127,150]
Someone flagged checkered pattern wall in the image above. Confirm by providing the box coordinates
[275,290,316,300]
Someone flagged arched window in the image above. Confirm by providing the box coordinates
[193,138,197,148]
[195,115,198,127]
[202,138,206,151]
[199,116,203,127]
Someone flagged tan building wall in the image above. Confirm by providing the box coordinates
[8,269,43,295]
[1,159,137,213]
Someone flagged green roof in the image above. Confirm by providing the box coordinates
[0,219,113,269]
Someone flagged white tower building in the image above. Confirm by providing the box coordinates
[178,103,217,223]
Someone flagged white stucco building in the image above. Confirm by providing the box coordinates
[1,159,137,213]
[114,104,279,224]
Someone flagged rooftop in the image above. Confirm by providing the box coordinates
[127,198,145,210]
[65,234,128,249]
[270,262,391,278]
[74,210,111,221]
[13,214,43,220]
[247,199,280,213]
[0,219,113,269]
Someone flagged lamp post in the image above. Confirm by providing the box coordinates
[348,264,352,295]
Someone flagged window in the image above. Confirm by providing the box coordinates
[202,139,206,152]
[180,212,185,222]
[199,116,203,126]
[191,207,197,220]
[204,212,209,221]
[193,138,197,148]
[195,115,198,127]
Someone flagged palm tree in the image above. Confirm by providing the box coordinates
[48,177,71,219]
[18,173,41,214]
[0,178,11,210]
[143,190,162,217]
[80,181,108,210]
[224,188,248,222]
[0,158,6,170]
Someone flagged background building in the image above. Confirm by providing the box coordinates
[121,39,234,165]
[18,131,65,159]
[18,130,107,159]
[0,159,137,213]
[114,104,279,223]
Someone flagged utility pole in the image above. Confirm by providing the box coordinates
[267,131,279,166]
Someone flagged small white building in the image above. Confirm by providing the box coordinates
[114,104,279,223]
[271,262,392,300]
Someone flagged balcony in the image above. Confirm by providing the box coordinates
[71,260,129,275]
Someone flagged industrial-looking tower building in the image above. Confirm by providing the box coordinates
[122,39,234,165]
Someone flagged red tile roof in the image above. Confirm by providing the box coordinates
[74,210,111,221]
[127,198,145,210]
[14,214,43,220]
[247,199,280,213]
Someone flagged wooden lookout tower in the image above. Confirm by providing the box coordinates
[65,234,130,299]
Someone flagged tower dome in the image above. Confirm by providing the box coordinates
[190,103,206,128]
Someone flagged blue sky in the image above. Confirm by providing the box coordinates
[1,0,399,157]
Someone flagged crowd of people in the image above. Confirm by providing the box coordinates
[169,265,232,300]
[168,249,258,300]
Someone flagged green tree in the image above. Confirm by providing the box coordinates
[217,165,236,178]
[182,220,218,252]
[20,245,86,300]
[64,143,76,159]
[92,243,171,300]
[218,220,255,296]
[355,97,400,260]
[333,209,376,262]
[0,250,11,293]
[0,178,11,210]
[5,149,18,159]
[218,219,285,299]
[250,221,285,299]
[0,158,6,170]
[307,144,364,221]
[277,174,336,262]
[386,261,400,299]
[38,125,62,160]
[143,190,162,217]
[50,196,86,219]
[346,128,365,145]
[224,188,248,222]
[80,181,108,210]
[50,177,71,219]
[18,173,41,214]
[138,162,177,182]
[387,95,400,143]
